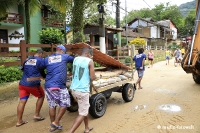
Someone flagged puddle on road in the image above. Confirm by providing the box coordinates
[154,88,177,95]
[0,115,16,130]
[133,105,146,111]
[158,104,181,112]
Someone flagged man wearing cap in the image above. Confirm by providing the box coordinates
[44,45,74,132]
[16,49,46,127]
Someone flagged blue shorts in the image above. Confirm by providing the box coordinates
[166,56,170,60]
[137,69,144,78]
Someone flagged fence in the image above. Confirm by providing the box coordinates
[0,40,56,66]
[0,41,166,67]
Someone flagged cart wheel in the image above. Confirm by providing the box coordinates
[193,73,200,84]
[122,83,135,102]
[67,92,78,112]
[89,93,107,118]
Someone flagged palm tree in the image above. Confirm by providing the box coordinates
[0,0,69,43]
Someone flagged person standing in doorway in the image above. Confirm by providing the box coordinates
[68,48,96,133]
[165,49,171,65]
[147,49,154,68]
[44,45,74,132]
[16,49,46,127]
[133,48,146,90]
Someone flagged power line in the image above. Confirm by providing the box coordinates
[142,0,152,9]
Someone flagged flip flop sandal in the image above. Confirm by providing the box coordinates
[57,125,62,130]
[49,124,58,132]
[16,121,28,127]
[34,117,45,121]
[84,127,93,133]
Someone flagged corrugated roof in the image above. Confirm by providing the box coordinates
[65,43,131,70]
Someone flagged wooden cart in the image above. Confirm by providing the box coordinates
[65,43,136,118]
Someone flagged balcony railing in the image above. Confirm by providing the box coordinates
[2,13,23,24]
[41,17,64,28]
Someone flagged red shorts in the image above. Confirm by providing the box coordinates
[19,84,44,100]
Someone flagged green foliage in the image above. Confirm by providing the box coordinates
[125,57,131,63]
[38,28,64,44]
[94,62,101,67]
[0,58,17,63]
[167,42,180,50]
[0,66,22,84]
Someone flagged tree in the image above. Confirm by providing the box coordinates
[129,37,146,45]
[71,0,107,43]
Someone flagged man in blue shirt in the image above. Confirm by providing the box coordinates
[44,45,74,132]
[68,48,96,133]
[16,49,46,127]
[133,48,146,90]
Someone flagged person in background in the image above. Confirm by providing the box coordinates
[68,48,96,133]
[147,49,154,68]
[174,48,181,63]
[16,49,46,127]
[133,48,146,90]
[44,45,74,132]
[165,49,171,65]
[181,47,185,57]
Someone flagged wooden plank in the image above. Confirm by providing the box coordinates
[0,52,21,56]
[0,61,21,66]
[0,44,20,47]
[26,44,56,48]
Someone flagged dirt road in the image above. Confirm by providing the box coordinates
[0,58,200,133]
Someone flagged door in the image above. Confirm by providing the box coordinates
[0,29,8,52]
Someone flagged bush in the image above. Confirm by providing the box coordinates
[125,57,131,63]
[94,62,101,67]
[0,66,22,84]
[38,28,64,52]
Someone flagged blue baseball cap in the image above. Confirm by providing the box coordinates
[57,45,66,53]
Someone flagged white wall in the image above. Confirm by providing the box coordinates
[172,28,177,40]
[0,26,25,51]
[151,26,157,38]
[8,27,24,51]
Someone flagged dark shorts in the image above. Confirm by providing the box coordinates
[19,84,44,100]
[166,56,170,60]
[45,88,71,108]
[148,58,153,61]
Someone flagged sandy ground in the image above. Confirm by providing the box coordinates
[0,58,200,133]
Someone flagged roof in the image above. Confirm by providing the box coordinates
[156,19,178,30]
[84,23,123,32]
[127,17,168,28]
[65,43,131,70]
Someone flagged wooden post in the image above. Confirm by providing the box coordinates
[20,40,26,66]
[106,35,108,54]
[116,45,119,60]
[90,34,94,46]
[51,44,54,54]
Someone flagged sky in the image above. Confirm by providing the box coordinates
[106,0,195,18]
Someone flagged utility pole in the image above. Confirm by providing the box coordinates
[125,0,128,46]
[98,3,106,53]
[116,0,120,28]
[115,0,121,47]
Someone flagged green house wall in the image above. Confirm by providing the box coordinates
[30,11,42,44]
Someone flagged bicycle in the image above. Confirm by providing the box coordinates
[174,57,182,67]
